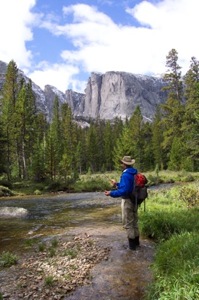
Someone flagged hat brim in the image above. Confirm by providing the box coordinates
[121,159,135,165]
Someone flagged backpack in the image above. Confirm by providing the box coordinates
[130,173,148,206]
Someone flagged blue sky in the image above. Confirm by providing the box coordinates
[0,0,199,93]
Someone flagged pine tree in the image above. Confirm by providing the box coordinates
[103,121,114,171]
[45,97,62,180]
[141,121,154,171]
[113,107,144,170]
[93,119,107,171]
[152,106,165,169]
[182,57,199,170]
[161,49,185,168]
[14,80,37,179]
[0,119,7,175]
[59,103,79,180]
[168,137,183,170]
[163,49,183,101]
[31,113,48,181]
[1,60,19,180]
[86,123,98,172]
[75,128,88,174]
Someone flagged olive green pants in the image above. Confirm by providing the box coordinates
[121,198,139,239]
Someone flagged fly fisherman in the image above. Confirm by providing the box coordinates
[104,156,139,250]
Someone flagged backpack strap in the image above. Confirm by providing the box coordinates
[129,174,138,208]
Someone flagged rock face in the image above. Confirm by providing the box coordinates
[0,61,7,87]
[0,61,167,122]
[82,72,167,121]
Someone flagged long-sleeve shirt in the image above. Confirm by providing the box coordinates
[110,167,137,198]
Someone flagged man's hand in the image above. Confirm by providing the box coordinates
[110,179,117,187]
[104,190,111,196]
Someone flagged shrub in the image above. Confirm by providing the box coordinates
[147,174,163,185]
[45,181,62,192]
[34,189,42,195]
[0,180,12,189]
[0,251,18,267]
[179,185,199,208]
[183,174,195,182]
[0,185,16,197]
[74,177,109,192]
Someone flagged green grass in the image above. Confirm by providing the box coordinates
[0,251,18,267]
[140,182,199,300]
[38,242,46,252]
[44,275,54,286]
[63,248,78,259]
[51,238,58,248]
[1,170,199,196]
[145,232,199,299]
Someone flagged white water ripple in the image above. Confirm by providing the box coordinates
[0,206,28,218]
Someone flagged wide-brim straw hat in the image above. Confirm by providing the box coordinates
[120,156,135,165]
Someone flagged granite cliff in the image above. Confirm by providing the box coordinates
[82,72,167,121]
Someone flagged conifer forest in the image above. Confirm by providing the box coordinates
[0,49,199,183]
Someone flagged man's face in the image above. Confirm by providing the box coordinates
[121,163,127,170]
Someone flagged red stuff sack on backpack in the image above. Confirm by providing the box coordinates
[134,173,148,188]
[131,173,148,205]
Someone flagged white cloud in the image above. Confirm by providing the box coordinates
[53,4,165,76]
[126,0,199,72]
[1,0,199,93]
[44,0,199,84]
[0,0,36,68]
[28,62,86,93]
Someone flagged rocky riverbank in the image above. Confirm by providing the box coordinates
[0,224,155,300]
[0,233,110,299]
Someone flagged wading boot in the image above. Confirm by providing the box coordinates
[128,238,137,250]
[135,236,140,247]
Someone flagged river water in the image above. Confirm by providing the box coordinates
[0,191,155,299]
[0,192,123,252]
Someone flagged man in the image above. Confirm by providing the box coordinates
[104,156,139,250]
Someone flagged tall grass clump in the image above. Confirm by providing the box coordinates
[0,251,18,267]
[179,185,199,208]
[140,184,199,241]
[145,232,199,300]
[140,208,199,242]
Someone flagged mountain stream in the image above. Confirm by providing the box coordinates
[0,192,155,299]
